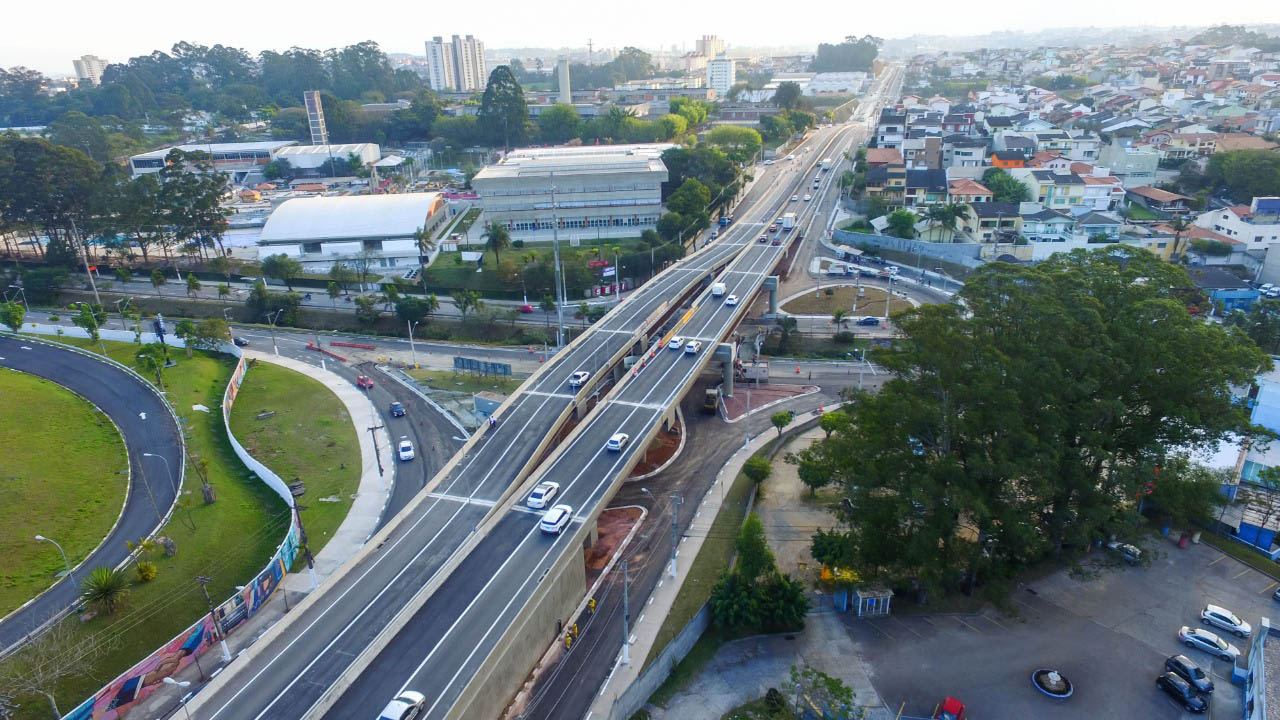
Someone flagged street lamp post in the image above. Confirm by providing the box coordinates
[7,285,27,310]
[407,320,419,369]
[114,298,133,330]
[162,678,192,719]
[33,535,73,588]
[141,452,178,496]
[221,307,232,323]
[264,309,283,356]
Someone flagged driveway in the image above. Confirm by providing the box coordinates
[848,536,1278,719]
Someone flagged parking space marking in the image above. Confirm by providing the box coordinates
[867,621,895,641]
[1207,555,1226,567]
[1262,581,1279,597]
[1233,567,1253,580]
[981,615,1010,632]
[891,617,923,639]
[919,616,937,627]
[953,616,982,633]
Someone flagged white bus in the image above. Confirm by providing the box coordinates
[820,158,833,172]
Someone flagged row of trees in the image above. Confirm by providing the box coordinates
[810,36,882,73]
[1176,149,1280,205]
[1,40,421,127]
[799,248,1265,603]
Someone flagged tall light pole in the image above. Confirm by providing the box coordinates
[162,678,192,719]
[114,297,133,330]
[141,452,178,496]
[264,309,283,356]
[7,285,27,310]
[34,535,73,587]
[549,172,566,347]
[668,493,682,579]
[195,575,232,662]
[407,319,419,368]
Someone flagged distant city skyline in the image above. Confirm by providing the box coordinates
[4,0,1276,76]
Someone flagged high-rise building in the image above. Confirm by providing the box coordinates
[303,90,329,146]
[72,55,108,86]
[425,34,487,92]
[557,58,572,105]
[696,35,725,59]
[707,55,735,96]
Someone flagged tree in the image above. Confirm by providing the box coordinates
[0,301,24,333]
[478,65,529,148]
[72,302,107,349]
[885,209,918,239]
[328,262,356,293]
[743,455,773,484]
[760,573,809,632]
[484,221,511,264]
[925,203,971,239]
[774,314,798,353]
[706,126,762,165]
[353,295,380,324]
[811,35,882,72]
[708,569,762,630]
[804,247,1267,602]
[134,342,169,391]
[150,268,166,294]
[831,308,849,330]
[452,289,482,321]
[1166,216,1191,262]
[537,103,582,145]
[736,513,777,582]
[771,410,794,437]
[818,410,848,439]
[49,110,110,163]
[982,167,1030,203]
[772,81,803,111]
[784,665,859,719]
[1148,456,1229,529]
[790,448,834,496]
[174,318,197,357]
[1226,299,1280,354]
[1203,150,1280,203]
[261,253,303,291]
[114,267,133,285]
[185,272,202,297]
[395,294,439,325]
[0,618,113,719]
[80,566,130,614]
[218,283,231,299]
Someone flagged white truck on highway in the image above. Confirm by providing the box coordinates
[820,158,833,172]
[710,282,727,298]
[781,213,797,230]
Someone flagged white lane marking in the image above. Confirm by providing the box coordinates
[426,493,496,507]
[521,390,577,399]
[138,412,147,420]
[20,346,32,350]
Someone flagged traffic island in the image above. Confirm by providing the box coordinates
[719,383,820,422]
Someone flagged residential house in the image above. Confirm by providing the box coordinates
[1194,198,1280,246]
[948,178,993,205]
[901,136,941,169]
[1013,169,1086,210]
[1065,132,1102,162]
[903,168,948,208]
[1097,141,1159,187]
[1080,174,1125,211]
[1033,131,1074,153]
[1020,204,1075,242]
[1214,133,1280,153]
[1073,211,1123,241]
[942,136,987,168]
[941,114,974,135]
[991,150,1027,169]
[876,111,906,150]
[962,201,1023,242]
[983,115,1014,135]
[864,148,904,168]
[1126,185,1192,216]
[864,163,907,208]
[1186,266,1260,313]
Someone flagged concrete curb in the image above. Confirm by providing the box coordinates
[380,364,472,437]
[719,385,822,424]
[628,406,687,482]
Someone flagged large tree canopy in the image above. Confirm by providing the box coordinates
[477,65,529,149]
[810,35,882,73]
[799,247,1267,601]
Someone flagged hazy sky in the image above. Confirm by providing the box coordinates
[8,0,1277,76]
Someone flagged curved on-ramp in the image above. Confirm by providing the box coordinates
[0,335,183,655]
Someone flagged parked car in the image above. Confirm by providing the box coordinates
[725,295,738,306]
[1156,672,1208,714]
[1201,604,1251,638]
[377,691,427,720]
[356,375,374,389]
[857,317,880,326]
[389,401,406,417]
[233,337,250,347]
[569,371,591,388]
[1105,540,1141,564]
[397,437,415,461]
[526,481,560,509]
[1165,654,1214,694]
[933,697,965,720]
[684,340,703,355]
[668,336,685,350]
[606,432,630,451]
[540,504,573,534]
[1178,626,1240,662]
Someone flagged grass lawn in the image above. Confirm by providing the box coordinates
[229,361,360,564]
[407,367,523,395]
[642,456,759,673]
[1199,531,1280,582]
[780,286,912,316]
[453,207,483,237]
[4,336,287,720]
[0,370,128,617]
[1125,204,1161,221]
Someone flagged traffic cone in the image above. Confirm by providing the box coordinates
[796,366,801,374]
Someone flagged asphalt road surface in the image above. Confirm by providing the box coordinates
[0,335,183,654]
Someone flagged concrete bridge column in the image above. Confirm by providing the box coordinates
[764,276,779,317]
[714,343,736,398]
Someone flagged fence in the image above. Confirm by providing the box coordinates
[609,605,712,720]
[13,327,302,720]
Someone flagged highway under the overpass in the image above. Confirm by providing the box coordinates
[323,122,866,720]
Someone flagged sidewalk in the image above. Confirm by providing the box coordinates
[240,350,394,593]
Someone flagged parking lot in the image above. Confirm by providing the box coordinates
[847,535,1279,719]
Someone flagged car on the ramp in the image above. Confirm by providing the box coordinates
[540,504,573,535]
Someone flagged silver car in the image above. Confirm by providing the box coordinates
[1201,604,1251,638]
[1178,626,1240,662]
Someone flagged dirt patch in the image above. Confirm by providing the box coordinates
[584,506,644,584]
[719,384,818,422]
[629,414,683,477]
[755,427,843,584]
[781,285,913,316]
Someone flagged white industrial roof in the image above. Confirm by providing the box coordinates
[131,141,296,160]
[274,144,380,159]
[476,144,672,181]
[259,193,440,243]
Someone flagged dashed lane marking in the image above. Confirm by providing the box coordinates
[953,616,983,633]
[426,492,496,507]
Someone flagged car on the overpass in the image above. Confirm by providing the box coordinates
[684,340,702,355]
[397,437,415,461]
[389,401,406,417]
[233,336,250,347]
[771,237,781,246]
[357,375,374,389]
[540,504,572,534]
[667,336,684,350]
[725,295,739,306]
[758,235,768,243]
[804,194,812,201]
[526,481,560,509]
[377,690,426,720]
[791,195,798,202]
[606,432,630,451]
[569,371,591,388]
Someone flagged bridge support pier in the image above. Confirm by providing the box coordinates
[714,343,736,398]
[763,275,779,318]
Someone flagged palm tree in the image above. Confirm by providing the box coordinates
[831,308,849,330]
[1167,216,1190,262]
[540,294,556,328]
[484,221,511,265]
[925,203,971,241]
[80,566,130,614]
[413,226,436,256]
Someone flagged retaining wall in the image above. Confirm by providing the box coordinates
[832,228,984,269]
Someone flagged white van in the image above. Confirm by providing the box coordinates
[710,282,727,298]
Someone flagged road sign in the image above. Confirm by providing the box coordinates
[452,357,512,376]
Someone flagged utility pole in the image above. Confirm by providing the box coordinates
[195,576,232,662]
[620,558,630,665]
[407,319,419,368]
[550,172,566,347]
[265,309,282,356]
[669,494,682,579]
[69,217,102,306]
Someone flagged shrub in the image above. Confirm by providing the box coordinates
[80,566,131,614]
[135,561,157,583]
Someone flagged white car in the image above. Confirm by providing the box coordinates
[397,437,415,461]
[725,295,738,306]
[606,432,630,451]
[764,159,775,165]
[803,194,812,202]
[1105,540,1141,564]
[1178,626,1240,662]
[540,504,573,534]
[569,371,591,388]
[684,340,702,355]
[377,691,426,720]
[526,481,560,509]
[668,336,685,350]
[1201,604,1251,638]
[791,195,799,202]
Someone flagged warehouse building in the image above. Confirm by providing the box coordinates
[272,143,382,177]
[128,141,298,180]
[257,193,446,273]
[471,144,670,242]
